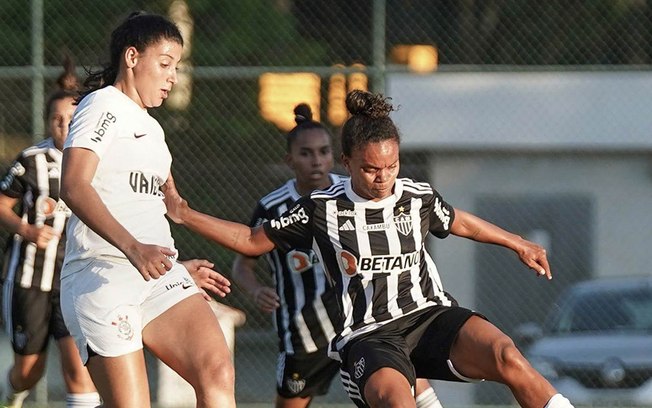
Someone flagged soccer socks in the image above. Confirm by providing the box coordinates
[66,392,102,408]
[544,393,575,408]
[1,368,29,408]
[415,386,444,408]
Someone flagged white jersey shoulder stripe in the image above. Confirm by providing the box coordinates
[400,178,433,194]
[311,182,345,199]
[260,183,294,209]
[21,139,56,158]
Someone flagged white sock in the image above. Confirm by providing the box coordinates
[1,368,30,408]
[415,386,444,408]
[66,392,102,408]
[544,393,575,408]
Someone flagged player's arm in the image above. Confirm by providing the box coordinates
[61,147,175,279]
[232,254,279,313]
[450,208,551,279]
[0,194,58,249]
[163,175,275,257]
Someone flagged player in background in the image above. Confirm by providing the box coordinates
[232,104,442,408]
[0,57,100,408]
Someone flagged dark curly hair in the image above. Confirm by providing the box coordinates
[341,90,399,157]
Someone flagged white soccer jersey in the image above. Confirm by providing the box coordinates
[62,86,175,270]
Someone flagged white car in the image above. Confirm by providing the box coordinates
[519,276,652,406]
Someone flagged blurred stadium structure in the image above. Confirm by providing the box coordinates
[1,1,652,406]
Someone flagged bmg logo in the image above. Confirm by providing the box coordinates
[91,112,117,143]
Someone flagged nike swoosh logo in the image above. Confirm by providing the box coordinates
[182,283,193,289]
[134,133,147,138]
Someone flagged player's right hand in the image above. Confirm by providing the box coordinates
[253,286,280,313]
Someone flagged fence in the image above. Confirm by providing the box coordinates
[1,1,652,406]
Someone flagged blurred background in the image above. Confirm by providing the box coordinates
[1,0,652,407]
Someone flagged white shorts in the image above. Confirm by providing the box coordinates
[60,258,200,363]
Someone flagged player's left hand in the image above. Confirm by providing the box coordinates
[515,238,552,280]
[181,258,231,300]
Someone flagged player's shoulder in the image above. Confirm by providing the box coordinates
[310,174,347,200]
[20,138,54,159]
[399,177,434,197]
[259,179,296,209]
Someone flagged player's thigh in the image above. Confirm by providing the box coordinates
[57,336,96,392]
[86,350,150,408]
[142,294,233,386]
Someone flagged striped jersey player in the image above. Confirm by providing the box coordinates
[248,174,343,354]
[262,177,457,359]
[1,138,69,296]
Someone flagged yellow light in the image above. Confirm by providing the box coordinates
[328,64,347,126]
[390,44,438,73]
[167,0,194,110]
[258,73,321,131]
[408,45,438,73]
[348,63,368,92]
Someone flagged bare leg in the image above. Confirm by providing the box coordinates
[86,350,150,408]
[449,316,557,408]
[364,367,415,408]
[143,293,236,408]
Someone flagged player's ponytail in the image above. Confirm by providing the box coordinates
[286,103,331,152]
[45,54,79,120]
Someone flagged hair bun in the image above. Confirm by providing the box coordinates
[294,103,313,125]
[56,54,79,91]
[345,90,394,119]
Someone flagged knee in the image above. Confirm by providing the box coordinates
[12,364,45,389]
[194,355,235,393]
[494,339,534,381]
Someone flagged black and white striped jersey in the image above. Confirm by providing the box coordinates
[263,177,458,360]
[0,138,70,292]
[251,174,343,355]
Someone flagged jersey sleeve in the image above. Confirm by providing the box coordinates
[248,202,268,228]
[262,196,315,252]
[64,92,119,159]
[0,154,28,199]
[428,189,456,238]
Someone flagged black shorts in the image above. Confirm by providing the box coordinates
[4,285,69,355]
[277,349,340,399]
[339,305,482,407]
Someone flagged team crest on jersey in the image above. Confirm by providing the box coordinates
[287,249,318,274]
[111,315,134,341]
[354,357,366,379]
[337,249,358,276]
[36,196,71,218]
[286,373,306,394]
[393,207,413,236]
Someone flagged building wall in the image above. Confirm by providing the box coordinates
[423,153,652,404]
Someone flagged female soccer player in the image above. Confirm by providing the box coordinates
[232,104,442,408]
[59,12,235,408]
[163,90,574,408]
